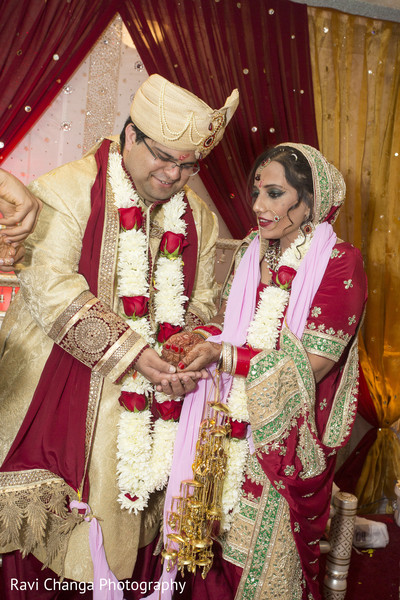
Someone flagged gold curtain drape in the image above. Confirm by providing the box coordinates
[308,7,400,512]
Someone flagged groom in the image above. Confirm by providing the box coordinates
[0,74,239,597]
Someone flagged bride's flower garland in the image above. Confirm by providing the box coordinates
[220,232,313,531]
[108,150,188,513]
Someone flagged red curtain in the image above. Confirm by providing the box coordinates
[120,0,319,237]
[0,0,120,162]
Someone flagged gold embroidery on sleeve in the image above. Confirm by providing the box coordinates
[48,290,95,341]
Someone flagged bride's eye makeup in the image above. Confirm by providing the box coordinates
[267,188,284,199]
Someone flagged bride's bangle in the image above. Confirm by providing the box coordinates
[220,342,233,374]
[193,324,223,340]
[219,344,258,377]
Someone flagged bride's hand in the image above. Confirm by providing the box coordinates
[161,331,205,366]
[178,341,221,372]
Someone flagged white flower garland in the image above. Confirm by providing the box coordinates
[154,191,188,327]
[221,232,313,528]
[116,410,153,512]
[220,438,249,531]
[247,234,312,349]
[149,419,179,491]
[109,150,187,513]
[154,257,188,327]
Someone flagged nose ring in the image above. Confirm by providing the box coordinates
[271,209,282,222]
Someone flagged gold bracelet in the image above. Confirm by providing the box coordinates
[194,329,211,340]
[216,346,223,369]
[221,342,233,374]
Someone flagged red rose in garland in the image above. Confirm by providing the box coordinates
[124,493,138,502]
[157,322,182,343]
[155,399,183,421]
[118,206,143,231]
[229,418,249,440]
[119,391,147,412]
[122,296,149,318]
[271,266,297,291]
[160,232,185,258]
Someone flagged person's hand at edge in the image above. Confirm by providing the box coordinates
[0,169,42,242]
[0,240,24,272]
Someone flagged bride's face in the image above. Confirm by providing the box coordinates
[252,160,310,251]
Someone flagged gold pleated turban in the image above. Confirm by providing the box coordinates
[130,74,239,159]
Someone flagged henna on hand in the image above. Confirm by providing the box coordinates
[179,341,222,372]
[161,331,204,366]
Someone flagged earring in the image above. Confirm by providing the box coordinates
[303,222,313,234]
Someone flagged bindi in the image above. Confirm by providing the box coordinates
[178,154,189,161]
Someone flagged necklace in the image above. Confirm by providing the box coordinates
[263,240,281,271]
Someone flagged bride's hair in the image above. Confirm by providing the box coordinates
[248,145,314,225]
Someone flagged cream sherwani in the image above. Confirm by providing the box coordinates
[0,139,218,581]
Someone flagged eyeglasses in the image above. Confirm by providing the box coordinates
[143,138,200,176]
